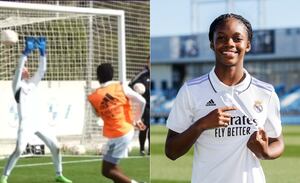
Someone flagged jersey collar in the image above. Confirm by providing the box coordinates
[100,80,119,88]
[208,67,252,94]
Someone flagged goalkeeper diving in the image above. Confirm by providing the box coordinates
[0,37,72,183]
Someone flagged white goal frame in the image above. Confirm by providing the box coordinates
[0,1,128,152]
[0,1,126,82]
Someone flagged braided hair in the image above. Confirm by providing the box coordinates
[209,13,253,42]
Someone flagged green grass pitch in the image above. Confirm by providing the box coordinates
[0,150,149,183]
[151,125,300,183]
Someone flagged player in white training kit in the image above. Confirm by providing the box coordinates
[165,14,284,183]
[0,37,72,183]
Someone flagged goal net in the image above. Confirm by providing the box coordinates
[0,1,127,155]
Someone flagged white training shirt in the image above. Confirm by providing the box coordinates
[12,55,46,126]
[166,68,282,183]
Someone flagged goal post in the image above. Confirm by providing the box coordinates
[0,1,127,155]
[0,1,126,82]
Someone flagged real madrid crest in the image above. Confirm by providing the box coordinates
[254,100,263,113]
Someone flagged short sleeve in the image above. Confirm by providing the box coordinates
[166,83,194,133]
[264,91,282,138]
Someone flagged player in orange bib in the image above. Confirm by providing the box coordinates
[88,63,146,183]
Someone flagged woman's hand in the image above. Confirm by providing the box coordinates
[199,106,237,130]
[247,129,269,159]
[134,120,146,131]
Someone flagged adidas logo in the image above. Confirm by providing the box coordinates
[206,99,216,106]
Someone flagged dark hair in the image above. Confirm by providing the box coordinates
[209,13,253,42]
[97,63,113,83]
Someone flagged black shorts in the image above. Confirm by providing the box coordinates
[142,107,150,127]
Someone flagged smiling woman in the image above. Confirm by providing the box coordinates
[208,14,251,84]
[165,13,284,183]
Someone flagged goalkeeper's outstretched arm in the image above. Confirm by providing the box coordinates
[12,55,27,95]
[29,37,47,85]
[12,37,47,101]
[29,55,46,85]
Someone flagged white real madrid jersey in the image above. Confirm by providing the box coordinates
[166,68,282,183]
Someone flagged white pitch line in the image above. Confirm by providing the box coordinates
[0,156,148,169]
[3,159,101,168]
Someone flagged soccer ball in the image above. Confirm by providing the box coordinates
[0,29,19,45]
[133,83,146,94]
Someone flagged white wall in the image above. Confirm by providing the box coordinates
[151,64,172,91]
[0,81,86,142]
